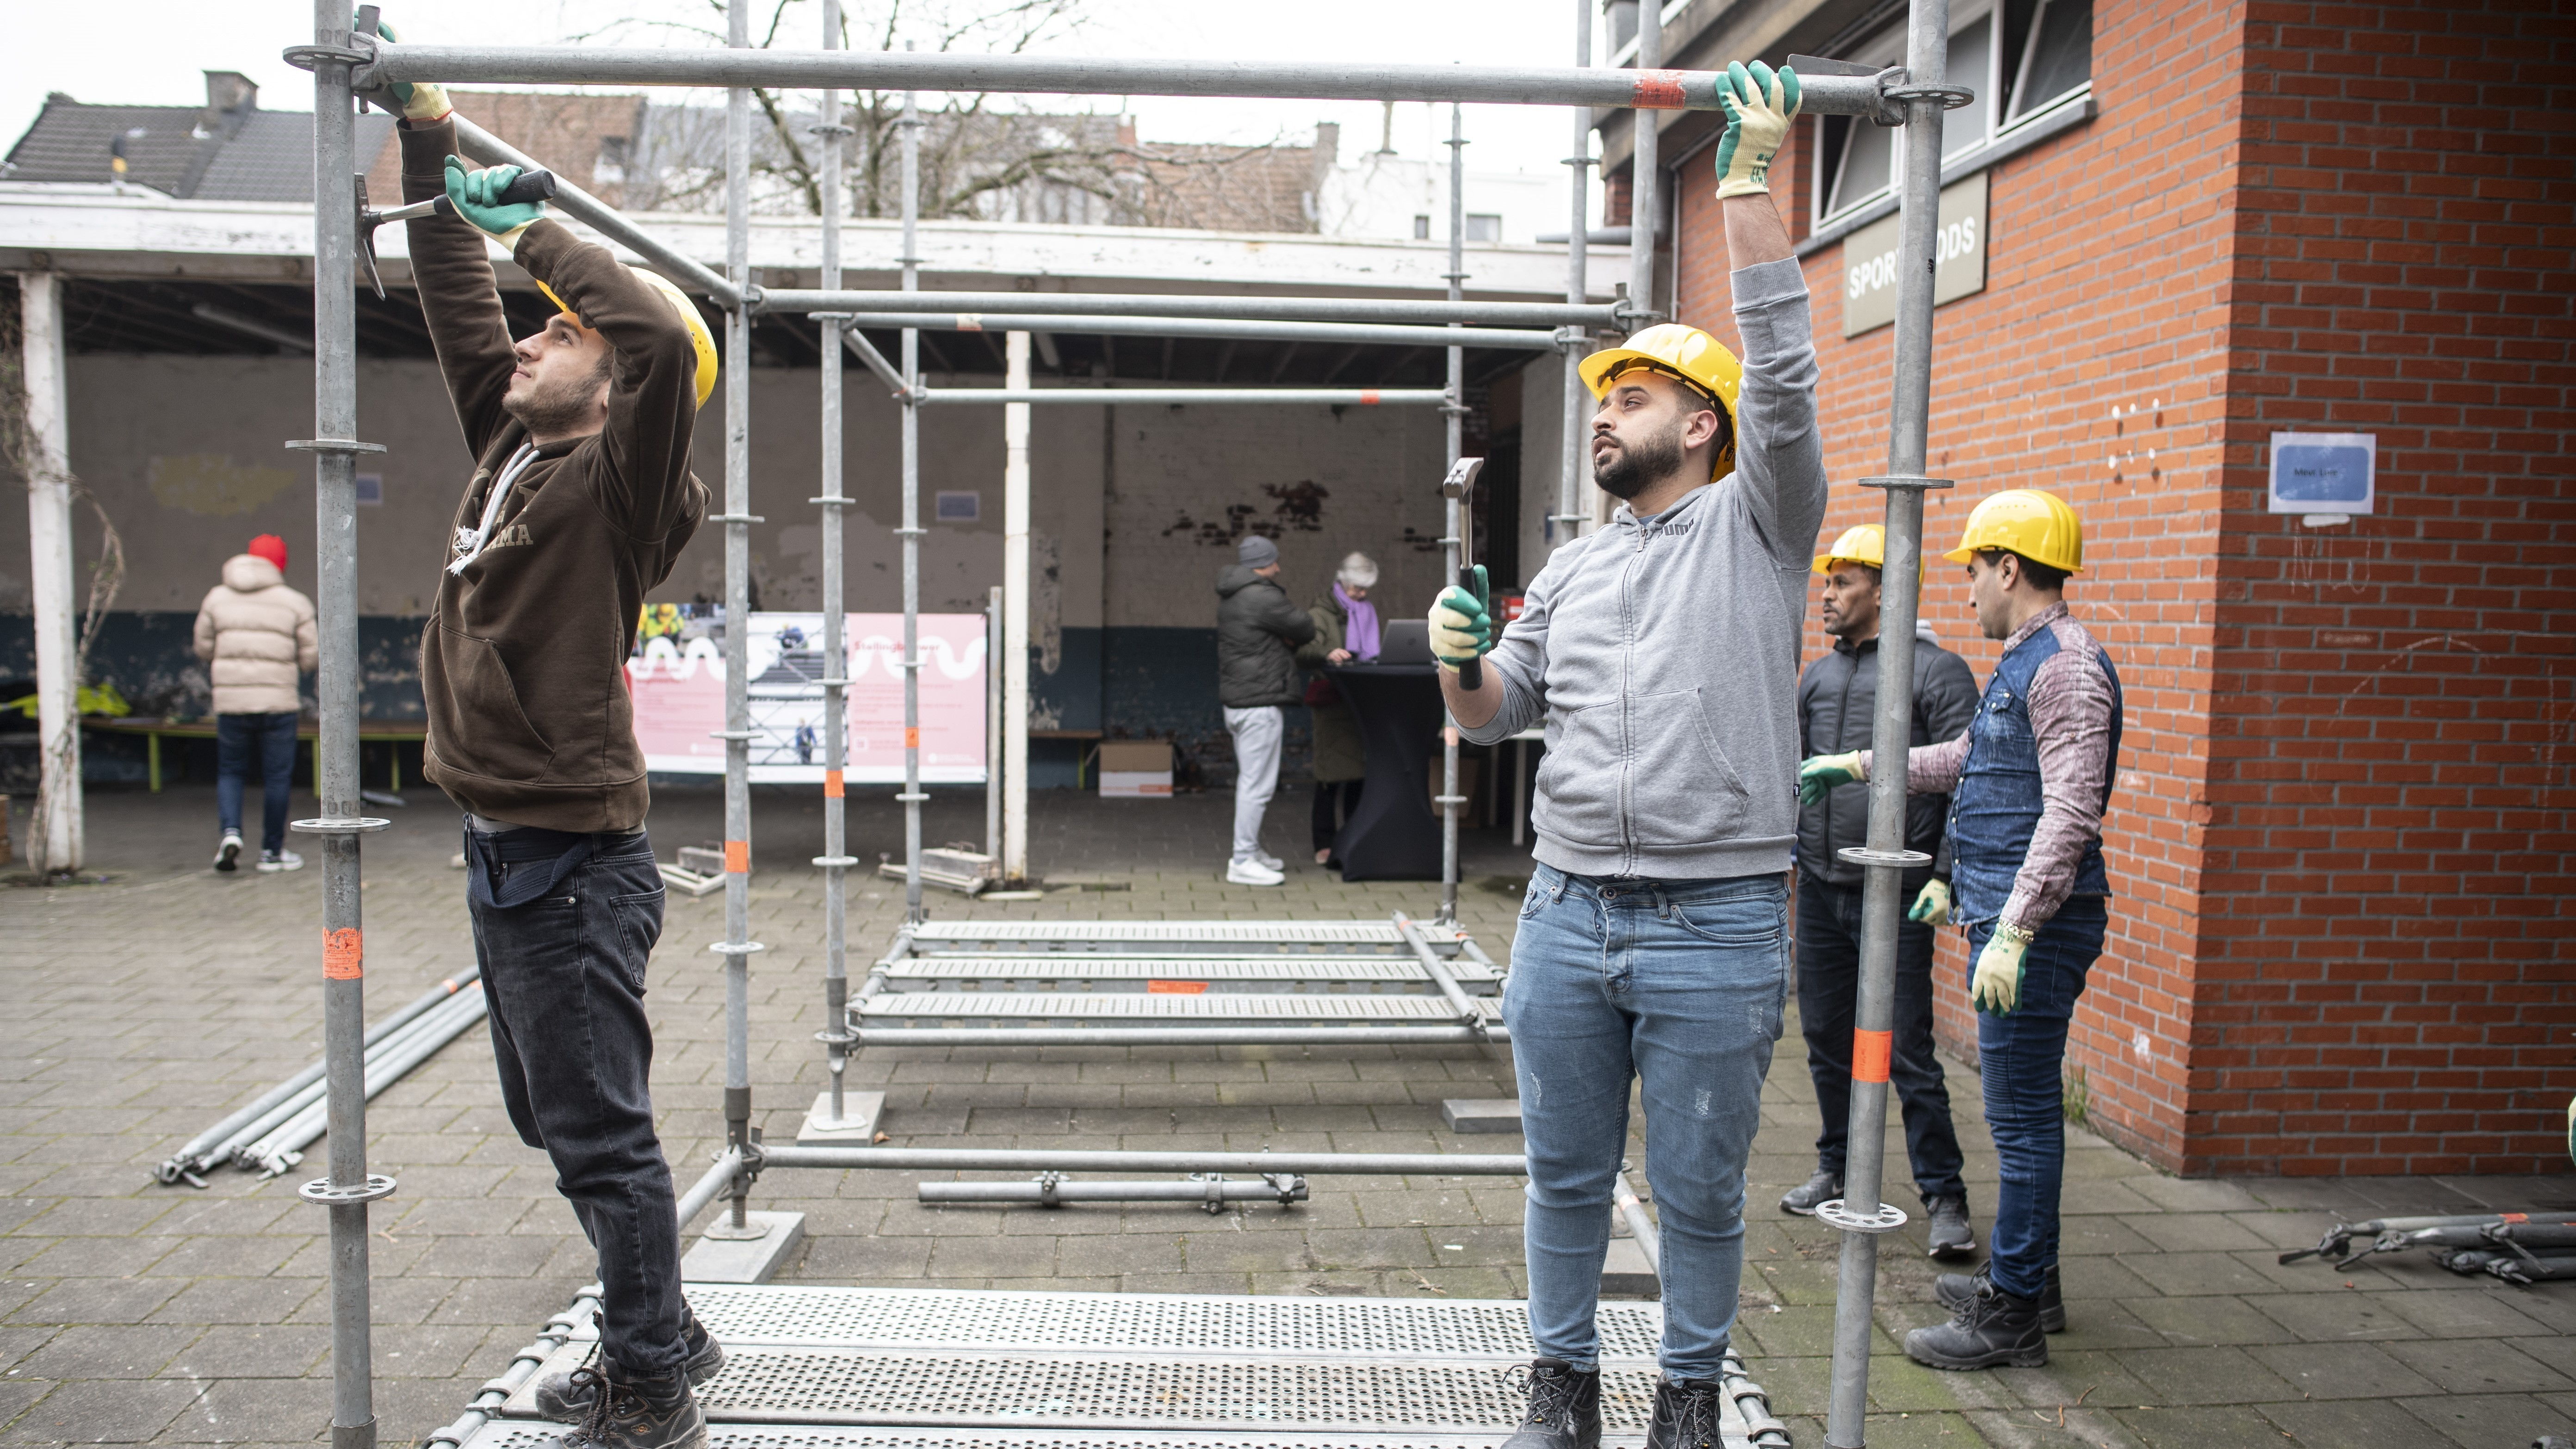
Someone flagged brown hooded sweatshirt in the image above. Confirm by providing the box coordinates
[401,118,706,833]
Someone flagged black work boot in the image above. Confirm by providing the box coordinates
[1905,1279,2049,1370]
[1778,1169,1841,1216]
[536,1365,707,1449]
[1924,1196,1977,1260]
[537,1312,727,1421]
[1500,1357,1600,1449]
[1643,1375,1728,1449]
[1935,1262,2064,1332]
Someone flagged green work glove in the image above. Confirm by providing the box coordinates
[1796,750,1864,806]
[1713,60,1801,200]
[359,16,452,122]
[1907,878,1952,926]
[1428,564,1494,669]
[1971,922,2033,1014]
[443,155,546,243]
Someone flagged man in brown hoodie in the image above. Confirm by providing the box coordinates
[386,50,718,1449]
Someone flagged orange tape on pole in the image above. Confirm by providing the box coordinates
[824,769,844,799]
[1851,1028,1893,1084]
[724,840,749,874]
[905,727,920,749]
[323,928,364,981]
[1633,70,1689,108]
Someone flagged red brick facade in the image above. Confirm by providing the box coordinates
[1666,0,2572,1175]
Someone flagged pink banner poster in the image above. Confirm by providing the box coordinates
[627,612,988,784]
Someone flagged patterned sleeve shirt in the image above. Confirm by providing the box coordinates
[1869,603,2118,932]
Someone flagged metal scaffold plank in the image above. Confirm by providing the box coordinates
[880,958,1500,986]
[860,993,1505,1022]
[904,922,1426,946]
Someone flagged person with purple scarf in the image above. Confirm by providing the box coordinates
[1295,552,1382,867]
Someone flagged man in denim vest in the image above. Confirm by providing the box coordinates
[1431,62,1825,1449]
[1800,489,2123,1370]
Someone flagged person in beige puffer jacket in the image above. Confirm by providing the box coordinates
[192,534,316,872]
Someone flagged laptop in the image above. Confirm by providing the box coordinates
[1375,619,1434,665]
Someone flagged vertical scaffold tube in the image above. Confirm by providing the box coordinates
[1627,0,1660,325]
[985,587,1003,860]
[718,0,758,1229]
[1437,103,1466,926]
[297,7,384,1447]
[898,76,927,924]
[1558,0,1594,545]
[812,0,859,1125]
[1002,331,1032,886]
[1825,2,1953,1443]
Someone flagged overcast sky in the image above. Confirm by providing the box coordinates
[3,0,1602,181]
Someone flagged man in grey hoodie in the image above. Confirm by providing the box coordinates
[1431,61,1826,1449]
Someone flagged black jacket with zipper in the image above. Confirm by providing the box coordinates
[1795,626,1980,891]
[1214,563,1316,709]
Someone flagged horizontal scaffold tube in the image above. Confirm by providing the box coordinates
[921,1179,1310,1204]
[919,387,1447,407]
[361,43,1895,118]
[674,1146,749,1228]
[850,1025,1510,1046]
[763,1146,1526,1175]
[834,312,1565,351]
[450,113,742,309]
[765,289,1614,328]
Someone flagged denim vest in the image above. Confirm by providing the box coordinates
[1947,623,2124,923]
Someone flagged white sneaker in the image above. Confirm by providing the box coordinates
[1252,850,1284,870]
[1226,857,1285,886]
[257,849,305,873]
[215,833,243,873]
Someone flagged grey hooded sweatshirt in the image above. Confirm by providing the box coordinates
[1462,257,1829,879]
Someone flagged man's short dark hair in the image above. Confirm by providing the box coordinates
[1976,548,2068,592]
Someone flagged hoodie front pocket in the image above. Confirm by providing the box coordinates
[1624,689,1751,848]
[430,626,556,778]
[1531,702,1622,847]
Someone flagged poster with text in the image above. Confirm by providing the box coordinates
[626,611,988,784]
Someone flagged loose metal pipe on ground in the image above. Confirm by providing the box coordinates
[811,0,860,1132]
[835,312,1560,352]
[763,1146,1525,1176]
[361,43,1895,117]
[1825,2,1957,1443]
[920,1179,1308,1206]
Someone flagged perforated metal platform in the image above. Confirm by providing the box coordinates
[861,993,1508,1024]
[881,958,1502,987]
[907,922,1437,947]
[464,1287,1786,1448]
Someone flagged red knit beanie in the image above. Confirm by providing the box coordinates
[247,534,289,572]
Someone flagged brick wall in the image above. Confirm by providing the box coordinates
[1671,0,2573,1175]
[2195,0,2575,1175]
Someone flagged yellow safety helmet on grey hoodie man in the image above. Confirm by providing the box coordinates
[1579,323,1744,477]
[1943,488,2084,574]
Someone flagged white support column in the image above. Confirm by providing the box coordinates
[18,272,80,874]
[1001,332,1032,885]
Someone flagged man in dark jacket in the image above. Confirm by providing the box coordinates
[1214,534,1315,884]
[1783,524,1981,1262]
[384,48,721,1449]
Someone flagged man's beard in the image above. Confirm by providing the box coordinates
[1592,417,1686,500]
[502,370,605,438]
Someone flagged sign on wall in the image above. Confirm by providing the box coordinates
[626,611,989,784]
[1841,170,1989,339]
[2268,432,2376,516]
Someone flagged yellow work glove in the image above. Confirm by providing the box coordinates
[1796,751,1864,806]
[1907,878,1952,926]
[1971,922,2034,1014]
[360,16,452,122]
[1428,564,1494,669]
[1713,60,1801,200]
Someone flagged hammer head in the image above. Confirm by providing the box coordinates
[1441,456,1486,500]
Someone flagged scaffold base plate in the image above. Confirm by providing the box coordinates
[682,1213,807,1283]
[799,1092,886,1145]
[488,1288,1779,1447]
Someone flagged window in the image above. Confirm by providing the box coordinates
[1412,214,1431,240]
[1465,213,1503,243]
[935,491,980,524]
[594,136,630,186]
[1814,0,2093,226]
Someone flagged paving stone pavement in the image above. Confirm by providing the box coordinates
[6,784,2575,1449]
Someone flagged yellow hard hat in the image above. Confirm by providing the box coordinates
[1943,489,2084,573]
[1810,522,1923,580]
[1579,323,1743,416]
[534,268,720,410]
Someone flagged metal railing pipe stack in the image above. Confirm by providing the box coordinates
[1822,1,1963,1443]
[237,984,490,1177]
[810,0,863,1132]
[898,76,928,923]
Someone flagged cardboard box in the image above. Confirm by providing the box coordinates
[1099,740,1173,798]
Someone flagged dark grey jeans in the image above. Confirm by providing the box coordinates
[466,828,687,1379]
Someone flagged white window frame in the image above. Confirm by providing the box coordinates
[1815,0,2001,230]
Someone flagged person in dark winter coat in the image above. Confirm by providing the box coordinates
[1215,535,1315,883]
[1294,551,1381,865]
[1782,525,1982,1263]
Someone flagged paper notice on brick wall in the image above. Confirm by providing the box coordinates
[2268,432,2376,515]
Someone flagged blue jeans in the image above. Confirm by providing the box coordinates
[1969,896,2108,1300]
[1505,863,1790,1381]
[216,712,299,854]
[467,829,689,1379]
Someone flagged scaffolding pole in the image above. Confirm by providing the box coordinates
[833,312,1561,352]
[1555,0,1596,546]
[898,77,926,924]
[765,288,1619,329]
[360,43,1898,117]
[285,8,391,1449]
[810,0,862,1132]
[1437,104,1466,927]
[1822,2,1965,1443]
[1628,0,1661,325]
